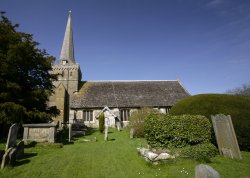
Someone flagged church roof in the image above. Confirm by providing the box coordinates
[70,80,190,109]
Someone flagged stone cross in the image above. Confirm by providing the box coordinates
[211,114,242,159]
[104,117,110,141]
[5,123,19,151]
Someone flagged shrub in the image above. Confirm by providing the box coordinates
[180,143,218,162]
[169,94,250,151]
[144,114,212,148]
[98,113,105,133]
[128,108,159,138]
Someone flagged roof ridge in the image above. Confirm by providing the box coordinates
[85,80,179,82]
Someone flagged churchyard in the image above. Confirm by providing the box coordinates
[0,127,250,178]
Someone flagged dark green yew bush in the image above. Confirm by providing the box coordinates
[98,113,105,133]
[144,114,212,148]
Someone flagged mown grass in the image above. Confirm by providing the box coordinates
[0,128,250,178]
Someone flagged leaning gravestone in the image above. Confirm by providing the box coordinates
[211,114,242,159]
[1,148,12,169]
[195,164,220,178]
[5,123,18,151]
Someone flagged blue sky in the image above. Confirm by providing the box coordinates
[1,0,250,95]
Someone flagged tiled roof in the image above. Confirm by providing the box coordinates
[70,80,190,108]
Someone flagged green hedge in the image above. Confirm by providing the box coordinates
[169,94,250,151]
[181,143,218,162]
[144,114,212,148]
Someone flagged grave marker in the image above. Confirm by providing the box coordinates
[195,164,220,178]
[5,123,18,151]
[211,114,242,159]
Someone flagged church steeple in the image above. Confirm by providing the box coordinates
[59,11,75,64]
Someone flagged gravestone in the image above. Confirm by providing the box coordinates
[1,148,12,169]
[195,164,220,178]
[130,128,134,139]
[211,114,242,159]
[16,141,24,159]
[104,117,110,141]
[68,123,72,142]
[5,123,19,151]
[9,148,17,166]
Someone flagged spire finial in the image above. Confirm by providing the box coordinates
[59,11,75,64]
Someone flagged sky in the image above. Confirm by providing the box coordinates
[1,0,250,95]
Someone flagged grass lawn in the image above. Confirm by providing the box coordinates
[0,128,250,178]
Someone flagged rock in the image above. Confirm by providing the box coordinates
[195,164,220,178]
[155,152,172,161]
[137,147,150,157]
[146,151,158,161]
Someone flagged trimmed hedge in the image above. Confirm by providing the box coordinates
[144,114,212,148]
[181,143,218,162]
[169,94,250,151]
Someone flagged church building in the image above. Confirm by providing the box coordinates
[48,12,190,128]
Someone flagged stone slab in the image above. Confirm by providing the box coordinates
[211,114,242,159]
[5,123,18,151]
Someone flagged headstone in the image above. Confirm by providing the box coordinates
[5,123,19,151]
[195,164,220,178]
[130,128,134,139]
[104,117,110,141]
[1,148,12,169]
[211,114,242,159]
[9,148,17,166]
[68,123,72,142]
[16,140,24,159]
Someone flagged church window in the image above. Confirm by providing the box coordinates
[83,110,93,121]
[120,109,130,121]
[70,71,73,77]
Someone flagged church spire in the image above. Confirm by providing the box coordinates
[59,11,75,64]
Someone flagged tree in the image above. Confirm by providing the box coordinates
[226,84,250,97]
[0,13,59,127]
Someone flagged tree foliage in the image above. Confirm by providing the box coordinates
[98,113,105,133]
[128,107,159,138]
[227,84,250,97]
[0,13,59,125]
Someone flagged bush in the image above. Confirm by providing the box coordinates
[144,114,212,148]
[128,108,159,138]
[169,94,250,151]
[180,143,218,162]
[98,113,105,133]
